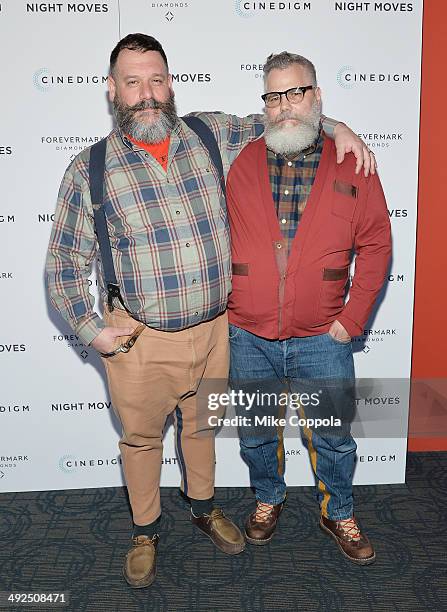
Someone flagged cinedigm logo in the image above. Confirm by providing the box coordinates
[33,68,50,92]
[235,0,253,18]
[59,454,77,474]
[337,65,355,89]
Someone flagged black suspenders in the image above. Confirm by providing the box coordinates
[88,117,226,315]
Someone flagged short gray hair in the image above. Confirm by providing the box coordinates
[263,52,317,86]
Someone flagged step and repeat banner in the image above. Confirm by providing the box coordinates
[0,1,422,492]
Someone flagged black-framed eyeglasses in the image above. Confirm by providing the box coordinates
[261,85,314,108]
[100,324,146,358]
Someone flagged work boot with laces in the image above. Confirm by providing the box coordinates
[319,514,375,565]
[244,499,285,545]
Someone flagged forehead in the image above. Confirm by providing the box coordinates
[114,48,168,77]
[265,65,311,91]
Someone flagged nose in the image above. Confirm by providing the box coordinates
[279,92,292,111]
[140,81,154,101]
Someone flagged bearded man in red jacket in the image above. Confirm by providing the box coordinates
[226,52,391,565]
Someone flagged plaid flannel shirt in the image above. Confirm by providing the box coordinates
[46,112,264,345]
[268,131,324,256]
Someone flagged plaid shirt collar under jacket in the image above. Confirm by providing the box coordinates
[45,113,264,345]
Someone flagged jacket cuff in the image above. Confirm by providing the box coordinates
[75,314,105,346]
[336,313,363,339]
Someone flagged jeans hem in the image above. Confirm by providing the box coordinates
[323,508,354,521]
[255,493,287,506]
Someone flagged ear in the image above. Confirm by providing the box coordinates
[168,73,173,94]
[108,74,116,102]
[315,86,321,104]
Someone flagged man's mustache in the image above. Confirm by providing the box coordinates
[127,99,166,112]
[275,110,302,123]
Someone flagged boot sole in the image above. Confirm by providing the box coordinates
[244,531,274,546]
[319,521,376,566]
[123,566,157,588]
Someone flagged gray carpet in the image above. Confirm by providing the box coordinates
[0,452,446,612]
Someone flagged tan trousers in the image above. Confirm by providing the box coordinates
[102,308,229,526]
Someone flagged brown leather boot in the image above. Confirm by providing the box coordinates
[123,534,159,588]
[245,500,285,545]
[191,508,245,555]
[319,515,375,565]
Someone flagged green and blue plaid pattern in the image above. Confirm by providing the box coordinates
[46,112,264,345]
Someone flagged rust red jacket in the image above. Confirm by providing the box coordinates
[226,136,392,339]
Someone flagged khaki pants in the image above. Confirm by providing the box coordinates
[102,308,229,526]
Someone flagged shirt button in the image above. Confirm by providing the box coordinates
[284,190,289,195]
[145,153,150,158]
[194,311,199,316]
[192,279,197,284]
[281,218,287,224]
[186,242,190,247]
[287,161,292,167]
[175,210,181,215]
[276,243,282,249]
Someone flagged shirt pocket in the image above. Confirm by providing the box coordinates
[186,162,225,223]
[104,167,167,239]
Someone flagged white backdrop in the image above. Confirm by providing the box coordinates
[0,0,422,492]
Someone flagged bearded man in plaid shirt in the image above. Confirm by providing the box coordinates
[46,33,375,588]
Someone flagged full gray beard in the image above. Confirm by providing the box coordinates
[263,99,321,156]
[113,94,178,144]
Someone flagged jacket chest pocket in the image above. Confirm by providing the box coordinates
[331,180,359,222]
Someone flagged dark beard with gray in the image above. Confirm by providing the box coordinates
[113,94,178,143]
[263,98,321,156]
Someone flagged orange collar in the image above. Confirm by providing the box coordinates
[127,134,170,171]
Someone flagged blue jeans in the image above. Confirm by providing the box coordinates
[229,325,357,521]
